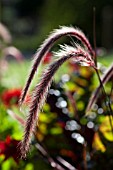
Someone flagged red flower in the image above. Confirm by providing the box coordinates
[0,136,20,163]
[1,88,30,107]
[1,89,21,106]
[43,52,52,64]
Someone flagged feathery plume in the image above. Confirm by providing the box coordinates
[19,26,94,106]
[0,22,12,44]
[19,45,95,159]
[3,46,23,62]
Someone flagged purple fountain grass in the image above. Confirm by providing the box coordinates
[0,22,12,44]
[3,46,23,62]
[7,111,75,169]
[7,110,25,125]
[19,44,96,159]
[19,26,94,106]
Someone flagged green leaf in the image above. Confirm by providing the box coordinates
[50,126,63,135]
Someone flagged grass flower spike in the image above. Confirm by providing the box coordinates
[19,26,94,106]
[19,40,95,158]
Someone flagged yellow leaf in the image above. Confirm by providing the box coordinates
[99,116,113,141]
[93,132,106,152]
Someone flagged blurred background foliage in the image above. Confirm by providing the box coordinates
[0,0,113,170]
[1,0,113,51]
